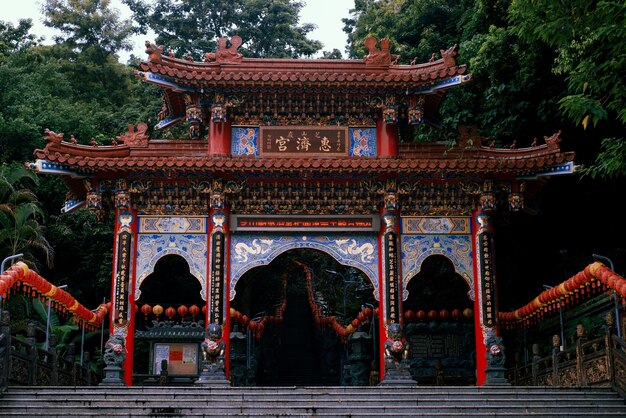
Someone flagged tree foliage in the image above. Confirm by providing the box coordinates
[0,162,53,269]
[123,0,322,58]
[508,0,626,178]
[42,0,136,55]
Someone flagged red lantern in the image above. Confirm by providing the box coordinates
[165,306,176,319]
[428,310,438,321]
[153,304,164,319]
[439,309,449,320]
[177,305,188,317]
[189,305,200,319]
[141,303,152,320]
[404,310,415,322]
[416,310,426,321]
[351,319,360,328]
[451,309,462,320]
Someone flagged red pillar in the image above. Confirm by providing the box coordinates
[376,118,398,157]
[108,183,137,386]
[207,190,230,378]
[377,192,402,381]
[208,120,232,155]
[472,207,500,386]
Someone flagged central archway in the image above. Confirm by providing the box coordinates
[229,248,376,386]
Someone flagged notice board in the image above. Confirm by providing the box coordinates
[153,342,199,375]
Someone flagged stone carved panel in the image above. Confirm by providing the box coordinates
[230,233,379,300]
[585,357,610,384]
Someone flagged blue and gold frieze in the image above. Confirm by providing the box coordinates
[230,234,379,301]
[135,233,208,301]
[349,128,376,157]
[402,216,471,235]
[401,234,474,301]
[231,127,259,156]
[139,216,207,234]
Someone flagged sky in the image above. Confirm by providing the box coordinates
[2,0,355,61]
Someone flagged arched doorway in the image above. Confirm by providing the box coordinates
[403,255,476,385]
[230,248,376,386]
[133,255,205,377]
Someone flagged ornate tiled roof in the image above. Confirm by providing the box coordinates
[138,38,467,87]
[31,128,574,177]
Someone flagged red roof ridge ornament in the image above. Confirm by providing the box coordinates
[440,44,459,68]
[44,128,64,144]
[116,123,150,147]
[544,130,562,151]
[206,35,244,64]
[363,36,398,66]
[145,41,164,63]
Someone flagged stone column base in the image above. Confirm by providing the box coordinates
[99,365,125,386]
[484,366,510,385]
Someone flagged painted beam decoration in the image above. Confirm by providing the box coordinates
[260,126,348,156]
[231,215,378,232]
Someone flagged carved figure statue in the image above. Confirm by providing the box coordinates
[485,330,505,368]
[384,323,409,369]
[103,333,127,367]
[201,324,226,367]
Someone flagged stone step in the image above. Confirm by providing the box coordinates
[1,385,624,417]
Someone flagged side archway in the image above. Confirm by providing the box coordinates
[135,234,207,301]
[401,235,474,301]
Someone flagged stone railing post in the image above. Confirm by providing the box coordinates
[0,310,11,391]
[575,338,585,387]
[49,334,58,386]
[551,352,559,386]
[605,311,616,387]
[531,343,540,386]
[25,322,37,386]
[83,351,91,386]
[65,343,77,385]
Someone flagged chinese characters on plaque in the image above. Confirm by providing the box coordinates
[479,233,496,327]
[210,231,225,324]
[260,126,348,156]
[385,231,400,324]
[115,231,132,326]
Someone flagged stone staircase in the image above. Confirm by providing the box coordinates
[1,386,626,417]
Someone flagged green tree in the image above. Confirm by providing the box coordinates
[42,0,136,55]
[0,162,54,269]
[0,19,39,62]
[123,0,322,58]
[509,0,626,178]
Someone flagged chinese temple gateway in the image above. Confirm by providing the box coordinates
[30,37,575,387]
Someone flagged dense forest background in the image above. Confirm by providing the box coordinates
[1,0,624,314]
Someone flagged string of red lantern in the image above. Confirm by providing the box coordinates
[403,308,473,323]
[0,262,110,330]
[227,260,379,341]
[498,262,626,329]
[139,303,202,322]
